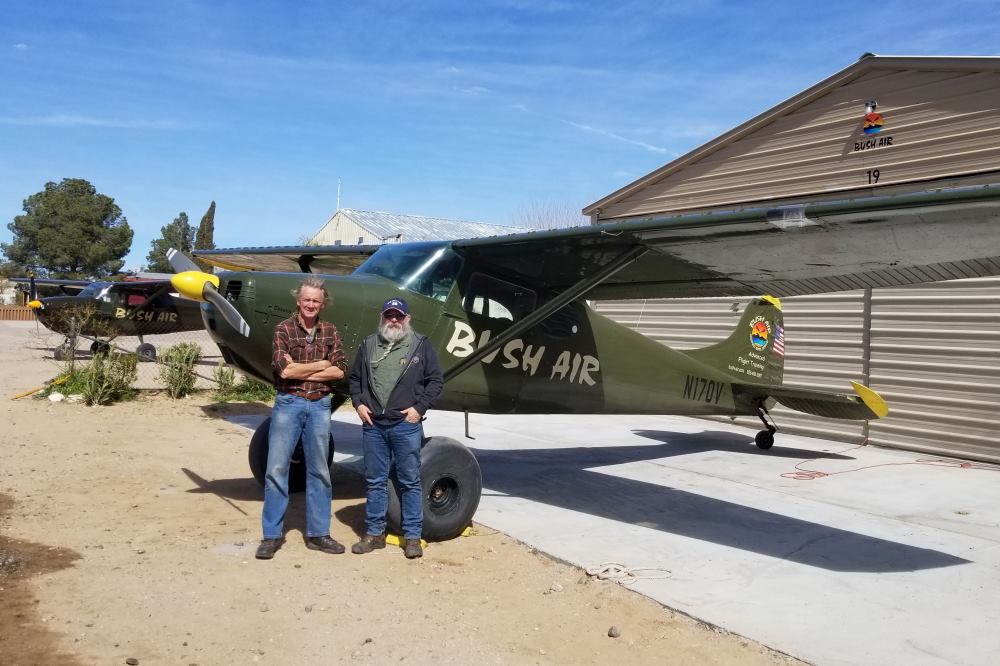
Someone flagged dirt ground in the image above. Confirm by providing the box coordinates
[0,321,802,665]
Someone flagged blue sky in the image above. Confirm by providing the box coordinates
[1,1,997,270]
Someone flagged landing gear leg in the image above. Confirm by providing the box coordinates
[754,403,777,450]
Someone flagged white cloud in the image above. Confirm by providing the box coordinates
[14,43,27,50]
[0,114,186,129]
[563,120,668,154]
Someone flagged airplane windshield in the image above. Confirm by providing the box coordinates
[78,282,111,299]
[354,242,462,302]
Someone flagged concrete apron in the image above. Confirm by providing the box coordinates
[232,410,1000,666]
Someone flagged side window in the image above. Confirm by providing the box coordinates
[126,294,146,307]
[462,273,536,323]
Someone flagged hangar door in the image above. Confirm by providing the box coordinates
[593,277,1000,463]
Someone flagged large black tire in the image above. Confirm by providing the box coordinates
[248,416,335,493]
[386,436,482,542]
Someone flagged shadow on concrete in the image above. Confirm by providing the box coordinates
[631,428,857,460]
[330,421,967,573]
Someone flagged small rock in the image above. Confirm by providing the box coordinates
[259,605,269,613]
[48,392,64,402]
[363,637,373,644]
[126,658,140,665]
[608,626,621,638]
[549,582,563,593]
[304,605,313,613]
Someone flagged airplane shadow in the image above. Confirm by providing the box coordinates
[631,428,856,460]
[328,422,967,573]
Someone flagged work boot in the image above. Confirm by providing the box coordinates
[305,535,346,554]
[351,533,386,554]
[255,538,284,560]
[404,538,423,559]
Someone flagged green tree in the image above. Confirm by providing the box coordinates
[194,200,216,271]
[147,212,194,273]
[2,178,133,279]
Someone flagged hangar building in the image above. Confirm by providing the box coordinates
[585,54,1000,463]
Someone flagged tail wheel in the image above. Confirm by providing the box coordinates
[386,436,482,541]
[248,416,335,493]
[755,430,775,450]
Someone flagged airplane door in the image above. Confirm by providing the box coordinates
[431,272,538,413]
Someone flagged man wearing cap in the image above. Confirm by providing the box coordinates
[349,297,444,559]
[256,277,348,560]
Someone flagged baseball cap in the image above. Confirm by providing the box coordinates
[381,298,409,315]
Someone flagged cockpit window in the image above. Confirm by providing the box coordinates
[354,242,462,302]
[78,282,112,300]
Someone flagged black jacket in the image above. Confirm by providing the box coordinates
[349,333,444,425]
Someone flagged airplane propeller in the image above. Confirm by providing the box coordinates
[166,248,202,274]
[167,248,251,337]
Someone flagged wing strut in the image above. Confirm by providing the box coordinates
[443,244,648,382]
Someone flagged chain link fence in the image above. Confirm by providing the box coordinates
[20,318,229,390]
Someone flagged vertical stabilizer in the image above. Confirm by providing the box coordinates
[685,296,785,385]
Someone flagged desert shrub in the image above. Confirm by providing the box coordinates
[213,360,236,393]
[214,370,276,402]
[80,352,138,405]
[158,342,202,398]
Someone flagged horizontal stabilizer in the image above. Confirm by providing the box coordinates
[734,381,889,420]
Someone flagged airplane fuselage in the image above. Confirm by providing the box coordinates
[204,261,763,418]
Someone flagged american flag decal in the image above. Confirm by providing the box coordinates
[773,325,785,358]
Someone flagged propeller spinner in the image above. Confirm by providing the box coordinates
[167,249,250,338]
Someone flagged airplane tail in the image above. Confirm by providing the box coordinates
[685,295,785,386]
[686,296,888,420]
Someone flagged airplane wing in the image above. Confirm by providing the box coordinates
[451,184,1000,299]
[9,277,90,295]
[193,245,381,274]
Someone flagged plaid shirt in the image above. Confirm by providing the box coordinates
[272,315,347,396]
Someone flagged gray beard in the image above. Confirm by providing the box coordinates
[379,320,411,344]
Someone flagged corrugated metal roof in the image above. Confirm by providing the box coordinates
[333,209,526,242]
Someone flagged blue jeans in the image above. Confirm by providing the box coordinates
[261,393,333,539]
[362,420,423,539]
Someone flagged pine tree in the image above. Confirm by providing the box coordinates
[3,178,133,279]
[194,201,216,271]
[147,212,194,273]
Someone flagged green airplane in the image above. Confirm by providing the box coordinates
[168,185,1000,541]
[16,275,205,361]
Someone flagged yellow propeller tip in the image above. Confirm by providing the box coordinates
[28,300,42,309]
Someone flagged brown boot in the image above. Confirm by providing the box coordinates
[404,538,423,559]
[351,533,386,554]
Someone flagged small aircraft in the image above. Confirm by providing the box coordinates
[168,184,1000,541]
[15,275,205,361]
